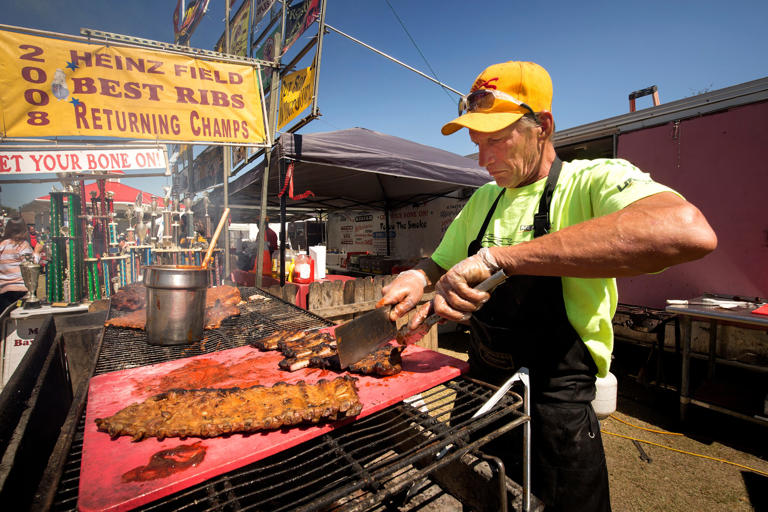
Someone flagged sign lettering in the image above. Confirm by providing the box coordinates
[0,29,267,144]
[0,148,166,174]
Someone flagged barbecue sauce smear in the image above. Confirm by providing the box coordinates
[122,442,207,482]
[136,356,276,394]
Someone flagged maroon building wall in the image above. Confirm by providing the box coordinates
[616,101,768,308]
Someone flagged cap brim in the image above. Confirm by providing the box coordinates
[441,112,525,135]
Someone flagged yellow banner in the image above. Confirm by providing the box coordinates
[278,65,315,130]
[0,29,267,144]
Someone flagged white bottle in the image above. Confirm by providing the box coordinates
[592,372,617,420]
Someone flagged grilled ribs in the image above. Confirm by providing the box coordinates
[278,332,335,358]
[95,376,363,441]
[251,329,306,351]
[204,299,241,330]
[105,285,241,330]
[110,283,147,311]
[251,329,404,377]
[206,285,242,307]
[105,308,147,330]
[309,344,405,376]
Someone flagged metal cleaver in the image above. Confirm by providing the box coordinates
[335,270,507,368]
[335,305,397,369]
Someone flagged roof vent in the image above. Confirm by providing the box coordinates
[628,85,660,112]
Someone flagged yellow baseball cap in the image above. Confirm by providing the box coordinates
[441,61,553,135]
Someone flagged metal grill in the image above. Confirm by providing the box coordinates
[49,288,529,511]
[95,288,331,374]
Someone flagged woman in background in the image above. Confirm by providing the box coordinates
[0,217,44,311]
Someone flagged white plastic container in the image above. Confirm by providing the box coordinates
[592,372,617,420]
[309,246,326,279]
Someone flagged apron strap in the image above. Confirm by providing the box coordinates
[533,156,562,238]
[468,188,506,257]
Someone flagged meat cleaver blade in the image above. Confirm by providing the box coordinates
[335,306,396,369]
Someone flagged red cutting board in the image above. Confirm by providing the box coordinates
[79,343,468,512]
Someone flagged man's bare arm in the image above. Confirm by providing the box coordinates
[490,191,717,278]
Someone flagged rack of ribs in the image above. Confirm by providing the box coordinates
[307,344,405,376]
[278,332,335,358]
[251,329,404,377]
[105,285,241,330]
[110,283,147,311]
[94,376,363,441]
[251,329,307,351]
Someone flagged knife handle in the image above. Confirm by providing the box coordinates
[475,270,507,293]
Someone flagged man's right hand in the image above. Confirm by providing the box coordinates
[376,270,427,322]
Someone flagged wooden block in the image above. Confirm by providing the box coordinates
[356,278,369,302]
[372,275,386,295]
[282,283,299,305]
[343,279,356,304]
[330,279,344,305]
[362,276,375,302]
[308,280,345,311]
[307,281,324,310]
[310,299,379,319]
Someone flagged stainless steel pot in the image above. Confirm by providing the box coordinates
[143,265,209,345]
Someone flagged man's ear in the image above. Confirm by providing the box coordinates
[537,111,555,138]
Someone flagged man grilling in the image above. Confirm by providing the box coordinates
[377,61,717,511]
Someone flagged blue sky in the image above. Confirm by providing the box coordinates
[2,0,767,209]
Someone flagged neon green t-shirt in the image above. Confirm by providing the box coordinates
[431,158,676,377]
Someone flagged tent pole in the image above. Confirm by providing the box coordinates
[222,0,232,282]
[279,157,287,286]
[254,0,284,288]
[254,151,270,288]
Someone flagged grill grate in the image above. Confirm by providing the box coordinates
[50,288,528,511]
[95,288,331,375]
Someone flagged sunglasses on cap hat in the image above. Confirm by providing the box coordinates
[458,89,536,118]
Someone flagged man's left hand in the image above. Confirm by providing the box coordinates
[432,250,498,322]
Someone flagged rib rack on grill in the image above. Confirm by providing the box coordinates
[251,329,404,377]
[94,376,363,441]
[105,285,241,330]
[251,329,306,351]
[110,283,147,311]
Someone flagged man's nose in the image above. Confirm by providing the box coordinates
[477,146,493,168]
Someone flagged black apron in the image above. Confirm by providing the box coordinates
[466,158,611,512]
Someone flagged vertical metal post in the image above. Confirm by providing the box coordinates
[222,0,232,281]
[521,370,531,512]
[255,2,285,288]
[310,0,328,116]
[279,157,287,286]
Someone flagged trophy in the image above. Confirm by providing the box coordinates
[125,205,136,245]
[202,192,212,239]
[161,186,173,248]
[183,194,195,240]
[150,196,159,245]
[19,255,42,308]
[134,193,147,245]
